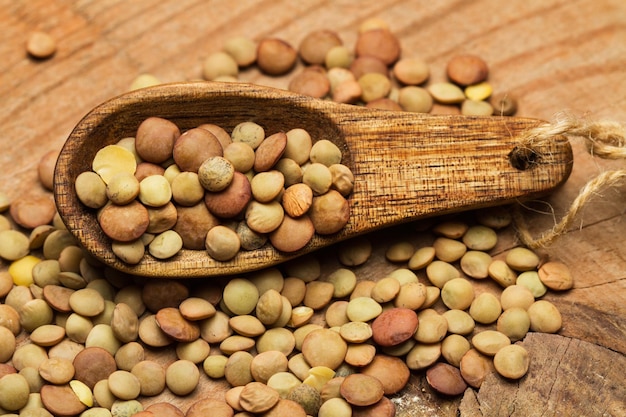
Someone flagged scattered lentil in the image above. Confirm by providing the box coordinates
[469,292,502,324]
[490,92,518,116]
[26,31,57,59]
[527,300,562,333]
[426,363,468,396]
[493,344,530,379]
[354,28,401,65]
[472,330,511,356]
[202,51,239,81]
[256,38,298,75]
[461,99,494,116]
[398,86,433,113]
[538,261,574,290]
[497,307,531,342]
[427,82,466,104]
[446,54,489,86]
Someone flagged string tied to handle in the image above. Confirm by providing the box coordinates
[511,112,626,249]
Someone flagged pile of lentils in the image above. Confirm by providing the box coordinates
[0,18,573,417]
[133,18,518,116]
[0,187,572,417]
[76,119,353,264]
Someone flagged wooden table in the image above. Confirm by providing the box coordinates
[2,1,625,416]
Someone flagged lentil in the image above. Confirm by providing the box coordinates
[441,334,471,367]
[358,73,392,103]
[472,330,511,356]
[341,373,384,406]
[506,247,541,271]
[355,28,401,65]
[414,309,448,344]
[394,281,427,310]
[500,284,535,310]
[426,260,460,288]
[198,156,235,192]
[442,309,475,335]
[75,171,108,208]
[460,250,492,279]
[488,259,518,287]
[135,117,180,164]
[515,271,547,299]
[254,132,288,172]
[166,360,200,396]
[398,86,433,113]
[115,341,144,370]
[299,30,342,65]
[223,36,257,67]
[434,237,467,262]
[10,195,56,229]
[493,344,529,379]
[447,54,489,86]
[0,230,30,261]
[385,241,414,262]
[393,57,430,85]
[371,308,418,347]
[26,31,57,59]
[130,73,160,90]
[309,190,349,234]
[441,277,475,310]
[325,45,353,69]
[490,92,518,116]
[433,221,469,238]
[527,300,562,333]
[497,307,531,342]
[461,99,494,116]
[427,362,468,396]
[469,292,502,324]
[202,51,239,81]
[459,348,491,388]
[427,82,466,104]
[538,261,574,290]
[205,225,240,261]
[108,370,141,400]
[256,38,298,75]
[283,128,312,165]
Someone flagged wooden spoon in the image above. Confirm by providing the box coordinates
[54,81,572,278]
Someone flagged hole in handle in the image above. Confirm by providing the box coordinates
[508,146,540,170]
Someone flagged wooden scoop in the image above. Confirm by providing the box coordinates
[54,81,572,278]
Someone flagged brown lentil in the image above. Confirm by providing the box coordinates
[490,92,518,116]
[355,28,401,65]
[257,38,298,75]
[447,54,489,86]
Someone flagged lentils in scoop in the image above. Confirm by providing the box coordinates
[76,119,354,263]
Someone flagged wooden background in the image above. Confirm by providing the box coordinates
[1,1,625,416]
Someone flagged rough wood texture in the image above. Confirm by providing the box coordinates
[54,82,571,277]
[466,333,626,417]
[1,1,625,416]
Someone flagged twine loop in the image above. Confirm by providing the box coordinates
[512,112,626,248]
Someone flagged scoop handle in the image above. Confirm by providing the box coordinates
[320,106,572,236]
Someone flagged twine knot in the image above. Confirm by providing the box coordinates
[512,112,626,248]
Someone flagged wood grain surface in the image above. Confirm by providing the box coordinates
[1,1,625,416]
